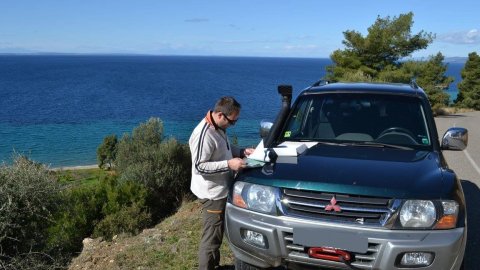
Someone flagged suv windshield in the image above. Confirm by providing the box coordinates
[280,93,431,148]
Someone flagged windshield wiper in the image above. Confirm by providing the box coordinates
[315,141,349,146]
[282,139,348,147]
[346,141,414,150]
[285,139,413,150]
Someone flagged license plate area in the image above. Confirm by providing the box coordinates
[293,227,368,253]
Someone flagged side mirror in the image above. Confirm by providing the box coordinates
[441,127,468,150]
[260,120,273,139]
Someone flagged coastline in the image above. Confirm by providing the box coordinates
[50,164,98,171]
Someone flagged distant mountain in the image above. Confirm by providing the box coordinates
[0,47,38,54]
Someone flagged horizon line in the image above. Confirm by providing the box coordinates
[0,52,469,61]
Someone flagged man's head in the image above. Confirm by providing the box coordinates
[213,96,241,129]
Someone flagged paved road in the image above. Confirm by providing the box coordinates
[435,111,480,270]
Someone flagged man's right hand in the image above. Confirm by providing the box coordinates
[228,158,246,171]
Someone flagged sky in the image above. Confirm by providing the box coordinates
[0,0,479,58]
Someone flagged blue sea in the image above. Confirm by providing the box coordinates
[0,55,464,167]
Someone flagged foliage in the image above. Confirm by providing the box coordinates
[93,204,151,240]
[326,13,452,109]
[92,177,151,240]
[56,167,112,187]
[327,12,434,80]
[115,117,164,177]
[115,118,192,220]
[455,52,480,110]
[0,156,61,268]
[47,175,151,255]
[46,117,191,266]
[97,134,118,169]
[414,53,452,111]
[46,182,105,254]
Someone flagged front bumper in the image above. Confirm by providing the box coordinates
[225,203,466,270]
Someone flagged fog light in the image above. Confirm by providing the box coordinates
[400,252,434,266]
[242,230,267,248]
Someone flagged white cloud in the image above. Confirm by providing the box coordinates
[437,29,480,44]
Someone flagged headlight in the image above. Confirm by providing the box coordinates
[232,181,277,214]
[400,200,436,228]
[434,200,459,229]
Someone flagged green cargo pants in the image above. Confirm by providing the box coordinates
[198,197,227,270]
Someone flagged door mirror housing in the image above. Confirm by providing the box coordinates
[441,127,468,150]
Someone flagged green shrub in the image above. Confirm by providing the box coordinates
[93,204,151,240]
[93,176,151,240]
[97,134,118,169]
[47,175,151,253]
[115,118,192,220]
[46,183,105,254]
[0,156,60,267]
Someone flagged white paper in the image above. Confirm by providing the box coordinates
[247,140,318,162]
[248,140,270,162]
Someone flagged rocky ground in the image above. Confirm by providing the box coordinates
[68,200,235,270]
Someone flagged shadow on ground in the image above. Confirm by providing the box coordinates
[436,114,468,119]
[461,180,480,270]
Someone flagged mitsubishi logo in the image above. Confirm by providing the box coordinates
[325,196,341,212]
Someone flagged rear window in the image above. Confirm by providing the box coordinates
[280,93,431,148]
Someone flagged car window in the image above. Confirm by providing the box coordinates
[281,93,431,148]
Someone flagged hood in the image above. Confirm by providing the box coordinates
[240,145,451,199]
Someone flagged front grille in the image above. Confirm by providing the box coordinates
[284,232,381,269]
[281,188,395,226]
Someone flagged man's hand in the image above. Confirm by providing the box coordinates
[228,158,246,171]
[243,148,255,157]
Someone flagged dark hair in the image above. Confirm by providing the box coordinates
[214,96,241,115]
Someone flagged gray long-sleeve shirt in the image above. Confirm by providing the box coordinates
[189,113,242,200]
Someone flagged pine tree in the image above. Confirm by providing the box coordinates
[325,12,454,109]
[327,12,434,81]
[455,52,480,110]
[415,53,453,110]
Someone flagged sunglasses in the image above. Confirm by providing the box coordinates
[223,113,238,125]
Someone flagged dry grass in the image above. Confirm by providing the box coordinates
[69,199,235,270]
[434,107,476,116]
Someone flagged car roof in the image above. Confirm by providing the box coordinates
[302,82,426,98]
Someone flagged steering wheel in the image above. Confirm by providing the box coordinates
[377,127,418,144]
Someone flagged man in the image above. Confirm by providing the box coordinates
[189,96,254,270]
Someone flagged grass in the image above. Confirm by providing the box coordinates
[113,200,235,270]
[55,168,235,269]
[54,167,114,187]
[63,177,235,270]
